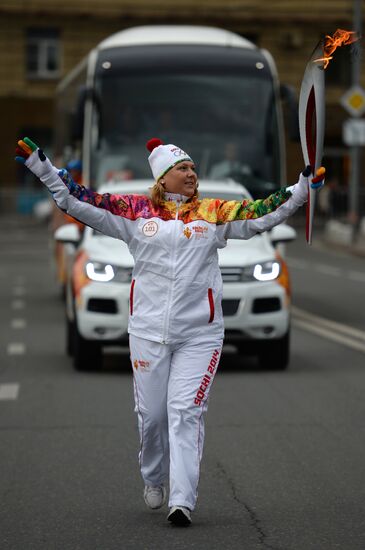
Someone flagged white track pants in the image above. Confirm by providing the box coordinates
[129,333,223,511]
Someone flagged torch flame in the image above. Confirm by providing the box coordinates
[314,28,359,69]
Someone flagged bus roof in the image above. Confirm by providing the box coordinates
[98,25,256,51]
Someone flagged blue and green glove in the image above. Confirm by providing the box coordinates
[302,165,326,189]
[15,137,46,164]
[15,136,58,183]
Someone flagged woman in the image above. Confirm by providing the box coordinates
[15,136,324,527]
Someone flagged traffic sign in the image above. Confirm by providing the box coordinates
[340,86,365,117]
[343,118,365,146]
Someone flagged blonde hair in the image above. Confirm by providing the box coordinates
[150,178,199,208]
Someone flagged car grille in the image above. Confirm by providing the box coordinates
[252,298,281,314]
[222,299,240,316]
[87,298,118,314]
[220,267,242,283]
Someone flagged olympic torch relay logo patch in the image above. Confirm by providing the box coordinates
[183,227,192,239]
[142,220,158,237]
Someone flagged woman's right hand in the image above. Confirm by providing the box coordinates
[15,137,41,164]
[15,137,53,180]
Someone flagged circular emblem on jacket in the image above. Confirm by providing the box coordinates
[142,220,158,237]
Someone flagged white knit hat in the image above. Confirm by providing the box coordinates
[146,138,193,180]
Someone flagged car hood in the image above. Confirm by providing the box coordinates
[83,236,134,267]
[218,234,276,266]
[83,232,275,268]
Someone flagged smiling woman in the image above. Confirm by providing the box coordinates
[148,138,198,206]
[15,134,324,528]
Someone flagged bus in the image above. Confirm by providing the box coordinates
[55,25,291,198]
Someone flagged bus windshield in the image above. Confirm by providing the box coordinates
[90,57,280,196]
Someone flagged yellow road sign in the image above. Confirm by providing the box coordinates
[340,86,365,117]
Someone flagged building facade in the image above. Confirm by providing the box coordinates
[0,0,363,192]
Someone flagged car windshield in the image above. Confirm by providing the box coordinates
[90,64,280,196]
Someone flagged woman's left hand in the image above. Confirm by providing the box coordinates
[302,165,326,189]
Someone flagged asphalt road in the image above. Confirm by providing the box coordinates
[1,216,365,550]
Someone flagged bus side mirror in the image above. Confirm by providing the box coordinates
[72,85,99,141]
[280,84,300,142]
[72,85,88,141]
[72,85,102,145]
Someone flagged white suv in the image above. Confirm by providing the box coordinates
[55,180,296,371]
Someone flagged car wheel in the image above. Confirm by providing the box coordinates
[73,327,103,371]
[66,316,75,356]
[258,331,290,370]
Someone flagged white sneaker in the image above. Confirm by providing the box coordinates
[167,506,192,526]
[143,485,167,509]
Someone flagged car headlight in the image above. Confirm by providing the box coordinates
[85,261,133,283]
[241,261,281,282]
[86,262,115,282]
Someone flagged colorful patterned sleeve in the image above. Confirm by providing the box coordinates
[214,180,307,241]
[23,146,138,241]
[58,169,135,220]
[216,188,292,224]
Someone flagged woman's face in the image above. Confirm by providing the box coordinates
[161,161,198,197]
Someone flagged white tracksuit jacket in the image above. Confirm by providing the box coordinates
[25,150,308,346]
[25,149,309,511]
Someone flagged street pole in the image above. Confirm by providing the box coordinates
[348,0,363,240]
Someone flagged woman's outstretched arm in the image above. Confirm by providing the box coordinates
[215,167,325,240]
[15,137,136,243]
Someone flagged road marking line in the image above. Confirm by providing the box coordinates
[7,343,26,355]
[314,264,342,277]
[13,287,26,296]
[287,258,308,270]
[11,318,26,329]
[293,319,365,354]
[292,306,365,341]
[287,259,365,284]
[348,271,365,283]
[292,306,365,353]
[11,300,25,310]
[0,384,19,400]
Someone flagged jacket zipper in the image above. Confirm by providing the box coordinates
[161,199,181,343]
[130,279,135,315]
[208,288,215,323]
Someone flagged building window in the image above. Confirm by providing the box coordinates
[26,29,61,79]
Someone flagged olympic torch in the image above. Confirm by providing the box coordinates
[298,29,359,244]
[298,42,325,245]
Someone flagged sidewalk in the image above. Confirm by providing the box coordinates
[322,219,365,258]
